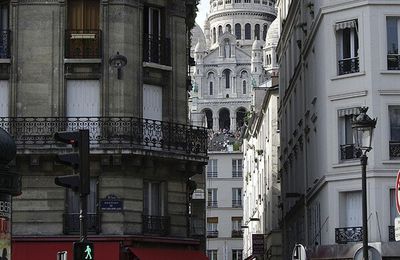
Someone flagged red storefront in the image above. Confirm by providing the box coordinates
[13,236,208,260]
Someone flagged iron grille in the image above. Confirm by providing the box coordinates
[232,200,242,208]
[0,30,10,58]
[0,117,207,157]
[142,215,170,235]
[231,230,243,238]
[338,57,359,75]
[207,201,218,208]
[63,213,100,234]
[389,225,395,241]
[335,226,363,244]
[207,230,219,238]
[387,54,400,70]
[65,29,102,59]
[340,144,360,160]
[143,33,171,66]
[389,141,400,159]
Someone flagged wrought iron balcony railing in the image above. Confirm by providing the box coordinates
[335,226,362,244]
[387,54,400,70]
[232,200,242,208]
[231,230,243,238]
[142,215,170,235]
[232,171,243,178]
[207,172,218,178]
[207,230,219,238]
[207,201,218,208]
[0,117,207,158]
[389,225,395,241]
[143,33,171,66]
[0,30,10,59]
[340,144,361,160]
[63,213,100,234]
[65,29,102,59]
[389,141,400,159]
[338,57,359,75]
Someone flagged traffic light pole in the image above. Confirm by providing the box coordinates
[79,130,89,242]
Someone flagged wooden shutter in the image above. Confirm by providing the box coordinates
[68,0,99,30]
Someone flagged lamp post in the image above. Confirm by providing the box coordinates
[351,107,377,260]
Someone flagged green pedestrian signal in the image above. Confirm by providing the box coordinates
[74,241,94,260]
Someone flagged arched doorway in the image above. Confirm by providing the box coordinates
[236,107,246,129]
[203,109,213,129]
[219,108,230,131]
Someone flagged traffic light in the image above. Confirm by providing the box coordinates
[74,241,94,260]
[54,130,90,195]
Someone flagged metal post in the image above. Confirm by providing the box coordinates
[79,129,89,242]
[361,153,368,260]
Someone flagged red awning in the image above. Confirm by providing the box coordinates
[13,241,120,260]
[129,247,209,260]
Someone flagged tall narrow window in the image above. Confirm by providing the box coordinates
[207,189,218,207]
[207,159,218,178]
[245,23,251,39]
[263,24,268,41]
[213,27,216,43]
[390,189,400,226]
[0,2,9,58]
[143,181,169,235]
[207,250,218,260]
[338,107,360,161]
[231,217,243,237]
[226,24,231,33]
[232,250,243,260]
[232,188,242,207]
[242,80,247,94]
[387,17,400,70]
[207,217,218,238]
[389,106,400,159]
[232,159,243,177]
[67,0,100,58]
[336,20,359,75]
[235,23,241,39]
[254,24,260,40]
[223,69,231,88]
[209,81,214,95]
[218,25,223,38]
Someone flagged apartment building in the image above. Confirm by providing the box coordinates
[0,0,209,259]
[277,0,400,258]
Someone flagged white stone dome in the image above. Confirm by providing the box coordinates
[252,40,263,50]
[195,40,204,52]
[191,23,206,53]
[265,18,279,47]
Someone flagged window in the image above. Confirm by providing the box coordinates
[207,250,218,260]
[66,0,100,58]
[209,82,214,95]
[207,159,218,178]
[231,217,243,237]
[213,27,216,43]
[207,217,218,238]
[232,188,242,208]
[254,24,260,40]
[389,106,400,158]
[225,0,231,3]
[232,250,243,260]
[244,0,250,3]
[245,23,251,39]
[254,0,260,3]
[218,25,223,38]
[262,24,268,41]
[387,17,400,70]
[242,81,247,94]
[0,2,9,58]
[143,181,169,235]
[207,188,218,207]
[336,20,359,75]
[65,178,98,234]
[226,24,231,33]
[232,159,243,177]
[343,191,362,227]
[338,107,360,161]
[223,69,231,88]
[235,23,241,39]
[235,0,241,2]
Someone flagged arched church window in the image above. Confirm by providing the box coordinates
[263,24,268,41]
[204,109,213,129]
[218,25,223,38]
[213,27,216,43]
[245,23,251,39]
[209,82,213,95]
[255,24,260,40]
[242,80,247,94]
[219,108,230,131]
[226,24,231,33]
[236,108,246,129]
[223,69,231,88]
[235,24,241,39]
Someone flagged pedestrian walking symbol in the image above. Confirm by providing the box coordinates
[84,245,92,259]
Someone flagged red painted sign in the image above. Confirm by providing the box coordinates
[396,170,400,215]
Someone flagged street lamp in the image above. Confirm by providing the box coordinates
[352,106,377,260]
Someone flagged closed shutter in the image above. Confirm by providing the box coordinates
[66,80,100,117]
[0,80,8,117]
[143,84,162,121]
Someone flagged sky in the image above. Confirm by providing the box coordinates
[195,0,210,30]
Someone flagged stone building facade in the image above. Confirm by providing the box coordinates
[0,0,209,259]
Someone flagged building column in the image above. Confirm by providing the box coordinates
[231,116,236,132]
[213,117,219,132]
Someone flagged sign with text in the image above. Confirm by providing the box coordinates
[252,234,265,256]
[396,170,400,215]
[100,194,123,212]
[395,217,400,241]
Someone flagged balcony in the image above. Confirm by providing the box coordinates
[338,57,359,75]
[389,225,395,241]
[0,117,207,160]
[335,226,362,244]
[63,213,100,234]
[207,201,218,208]
[142,215,170,235]
[232,200,242,208]
[143,33,171,66]
[231,230,243,238]
[207,230,219,238]
[0,30,10,59]
[387,54,400,70]
[232,171,242,178]
[389,141,400,159]
[340,144,360,161]
[65,29,102,59]
[207,172,218,178]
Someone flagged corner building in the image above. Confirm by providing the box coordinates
[277,0,400,258]
[0,0,209,259]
